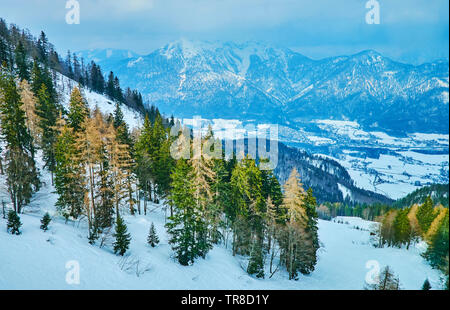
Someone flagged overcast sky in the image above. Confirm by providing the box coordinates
[0,0,448,64]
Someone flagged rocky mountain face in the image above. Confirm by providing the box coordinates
[79,40,449,134]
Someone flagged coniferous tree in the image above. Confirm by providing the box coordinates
[6,209,22,235]
[106,71,115,100]
[67,87,88,132]
[365,266,401,290]
[0,37,9,67]
[37,31,48,65]
[278,168,318,279]
[40,212,51,231]
[166,159,198,266]
[65,50,73,79]
[18,79,40,141]
[393,208,412,248]
[423,212,449,271]
[422,278,431,290]
[113,102,132,147]
[113,215,131,256]
[54,120,84,220]
[14,41,29,81]
[35,83,59,183]
[135,116,155,212]
[147,222,160,247]
[416,196,438,234]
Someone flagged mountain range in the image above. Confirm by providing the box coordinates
[78,40,449,135]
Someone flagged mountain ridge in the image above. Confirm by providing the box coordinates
[78,40,449,135]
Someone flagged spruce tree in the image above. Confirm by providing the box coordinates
[0,69,40,213]
[135,115,155,212]
[7,209,22,235]
[14,41,29,81]
[54,121,84,220]
[113,215,131,256]
[422,278,431,290]
[166,159,197,265]
[393,208,412,248]
[40,212,51,231]
[36,83,59,182]
[113,102,132,146]
[67,87,89,132]
[147,222,160,247]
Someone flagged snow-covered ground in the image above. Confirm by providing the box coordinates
[0,193,442,290]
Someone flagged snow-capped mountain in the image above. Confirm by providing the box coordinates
[78,40,449,134]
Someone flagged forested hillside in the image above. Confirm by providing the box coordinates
[394,184,449,208]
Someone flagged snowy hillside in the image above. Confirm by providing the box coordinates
[55,73,144,130]
[0,78,443,290]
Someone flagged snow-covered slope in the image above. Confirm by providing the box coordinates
[55,73,144,130]
[0,192,442,290]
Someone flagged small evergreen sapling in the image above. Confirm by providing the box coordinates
[113,215,131,256]
[7,210,22,235]
[40,212,51,231]
[147,222,159,247]
[422,278,431,290]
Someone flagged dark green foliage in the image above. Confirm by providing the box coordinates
[7,209,22,235]
[14,41,29,81]
[35,83,59,177]
[113,215,131,256]
[423,212,449,271]
[54,125,84,220]
[0,69,40,213]
[247,235,265,278]
[416,196,438,234]
[113,102,132,147]
[147,222,160,247]
[166,159,202,265]
[422,278,431,290]
[393,208,412,248]
[365,266,401,290]
[302,188,320,273]
[40,212,51,231]
[67,87,88,132]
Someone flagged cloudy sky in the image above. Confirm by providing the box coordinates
[0,0,448,64]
